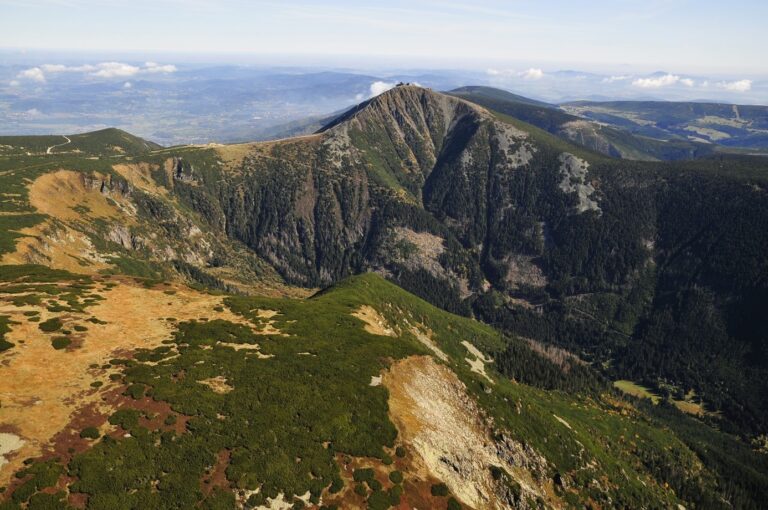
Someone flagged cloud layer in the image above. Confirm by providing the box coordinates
[519,67,544,80]
[718,79,752,92]
[632,74,694,88]
[15,62,177,83]
[369,80,396,96]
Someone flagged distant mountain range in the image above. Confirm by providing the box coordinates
[451,86,768,160]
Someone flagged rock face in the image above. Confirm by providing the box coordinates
[557,153,600,214]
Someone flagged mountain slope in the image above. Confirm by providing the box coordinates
[1,84,767,508]
[1,266,762,509]
[124,86,768,438]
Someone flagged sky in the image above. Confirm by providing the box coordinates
[1,0,767,75]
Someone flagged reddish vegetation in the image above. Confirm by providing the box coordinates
[0,380,194,507]
[322,449,447,509]
[201,449,232,497]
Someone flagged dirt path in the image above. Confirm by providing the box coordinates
[46,135,71,155]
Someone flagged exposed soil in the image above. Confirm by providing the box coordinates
[201,449,232,497]
[198,376,234,394]
[383,355,560,510]
[352,305,396,337]
[461,340,494,384]
[112,162,168,196]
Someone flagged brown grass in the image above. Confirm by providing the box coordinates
[0,278,253,485]
[112,162,168,196]
[29,170,131,222]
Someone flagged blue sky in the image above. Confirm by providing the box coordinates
[1,0,766,75]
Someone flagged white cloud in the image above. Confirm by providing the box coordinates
[40,64,68,73]
[144,62,177,73]
[632,74,683,88]
[680,78,695,87]
[17,67,46,83]
[24,62,177,81]
[9,80,20,87]
[602,75,631,83]
[487,68,517,77]
[123,81,132,89]
[40,64,96,73]
[370,81,396,96]
[92,62,141,78]
[718,79,752,92]
[519,67,544,80]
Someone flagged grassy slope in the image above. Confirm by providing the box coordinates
[0,270,749,509]
[0,128,160,156]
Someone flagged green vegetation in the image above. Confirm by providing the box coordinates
[614,380,661,404]
[80,427,100,440]
[0,215,46,255]
[1,273,764,508]
[9,461,63,505]
[0,128,160,157]
[0,316,13,352]
[430,483,449,497]
[20,275,426,508]
[561,99,768,152]
[1,87,767,508]
[51,337,71,350]
[38,317,63,332]
[452,86,720,161]
[447,497,462,510]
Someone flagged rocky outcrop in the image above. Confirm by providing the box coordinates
[81,172,132,197]
[384,356,558,510]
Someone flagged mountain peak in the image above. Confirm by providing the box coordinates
[319,84,486,135]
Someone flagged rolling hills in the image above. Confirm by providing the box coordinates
[562,100,768,151]
[449,86,719,161]
[0,85,767,509]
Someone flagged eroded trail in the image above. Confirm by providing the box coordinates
[46,135,71,154]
